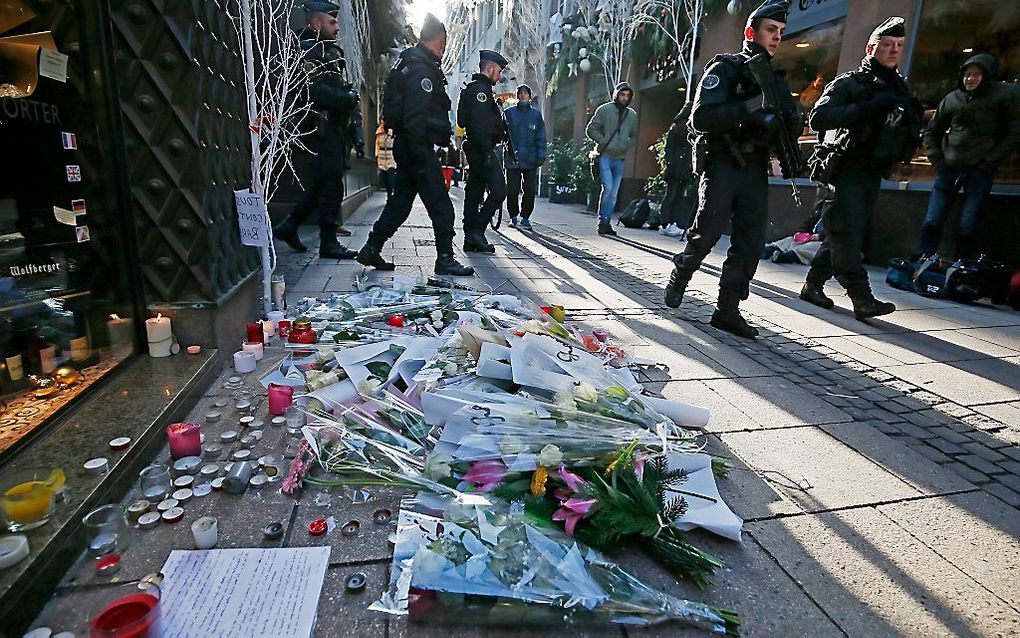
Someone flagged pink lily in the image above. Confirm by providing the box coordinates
[634,456,645,483]
[558,467,587,493]
[552,497,597,536]
[462,459,508,493]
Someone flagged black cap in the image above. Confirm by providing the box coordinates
[869,17,906,43]
[747,0,789,24]
[479,50,509,69]
[420,13,447,41]
[516,84,533,96]
[304,1,339,15]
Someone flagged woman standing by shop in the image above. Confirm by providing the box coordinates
[375,118,396,200]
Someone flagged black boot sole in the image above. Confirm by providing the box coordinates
[799,291,835,309]
[854,305,896,321]
[319,249,357,260]
[275,230,307,253]
[664,288,684,309]
[435,267,475,276]
[464,245,496,253]
[710,315,759,339]
[356,251,395,270]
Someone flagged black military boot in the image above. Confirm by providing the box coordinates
[710,307,759,339]
[850,293,896,321]
[664,266,690,309]
[356,241,395,270]
[463,230,495,253]
[800,282,835,309]
[318,226,357,260]
[274,217,307,252]
[435,254,474,277]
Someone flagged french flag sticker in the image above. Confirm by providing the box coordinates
[61,132,77,150]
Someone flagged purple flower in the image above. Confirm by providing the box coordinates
[552,498,597,536]
[462,459,508,493]
[558,467,587,493]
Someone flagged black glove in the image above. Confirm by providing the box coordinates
[745,110,780,141]
[860,93,901,119]
[356,146,365,159]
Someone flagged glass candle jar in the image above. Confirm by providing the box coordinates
[287,320,316,344]
[267,383,294,416]
[166,422,201,460]
[0,467,66,532]
[138,465,170,502]
[89,580,162,638]
[83,504,131,558]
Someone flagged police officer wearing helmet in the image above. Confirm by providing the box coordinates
[458,49,510,253]
[663,0,799,339]
[799,17,923,320]
[356,13,474,276]
[274,1,360,260]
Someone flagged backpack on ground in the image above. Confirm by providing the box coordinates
[618,198,651,228]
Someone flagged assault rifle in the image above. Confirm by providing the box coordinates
[746,53,805,206]
[500,109,519,166]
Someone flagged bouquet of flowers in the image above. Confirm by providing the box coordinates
[372,495,739,634]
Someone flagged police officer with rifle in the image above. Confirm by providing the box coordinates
[458,50,511,253]
[798,17,923,320]
[356,13,474,276]
[663,0,801,339]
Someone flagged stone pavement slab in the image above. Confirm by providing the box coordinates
[879,360,1020,406]
[698,377,852,430]
[747,507,1020,637]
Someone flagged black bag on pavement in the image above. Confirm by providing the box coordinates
[619,198,651,228]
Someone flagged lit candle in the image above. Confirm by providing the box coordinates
[242,341,264,361]
[106,314,134,351]
[146,314,173,358]
[191,516,218,549]
[166,422,202,460]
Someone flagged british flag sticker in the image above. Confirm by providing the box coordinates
[66,165,81,182]
[61,132,77,150]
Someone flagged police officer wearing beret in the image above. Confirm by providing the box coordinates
[356,13,474,276]
[799,17,923,320]
[458,50,510,252]
[663,0,799,339]
[274,1,359,260]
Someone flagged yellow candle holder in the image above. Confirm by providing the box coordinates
[0,467,66,532]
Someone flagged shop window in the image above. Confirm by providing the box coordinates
[906,0,1020,184]
[0,1,138,456]
[773,18,846,166]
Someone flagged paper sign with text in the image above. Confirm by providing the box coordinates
[234,189,271,247]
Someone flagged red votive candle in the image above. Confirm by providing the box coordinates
[267,383,294,416]
[246,322,264,344]
[277,320,292,339]
[167,422,201,460]
[90,591,161,638]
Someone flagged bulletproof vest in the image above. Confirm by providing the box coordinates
[825,69,916,164]
[705,54,768,146]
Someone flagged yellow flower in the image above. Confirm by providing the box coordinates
[604,456,620,478]
[531,467,549,496]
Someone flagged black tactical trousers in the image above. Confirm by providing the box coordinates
[806,168,882,298]
[672,157,768,310]
[463,146,507,231]
[367,137,456,254]
[506,168,538,219]
[290,152,345,227]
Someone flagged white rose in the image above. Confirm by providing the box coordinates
[574,381,599,403]
[424,453,453,480]
[536,444,563,468]
[430,310,444,322]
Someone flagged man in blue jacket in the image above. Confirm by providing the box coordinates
[504,84,547,230]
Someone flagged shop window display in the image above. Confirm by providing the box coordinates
[0,1,138,456]
[772,18,846,168]
[906,0,1020,184]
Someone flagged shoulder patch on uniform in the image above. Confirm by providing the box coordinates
[816,95,830,106]
[702,74,720,90]
[421,78,433,92]
[476,92,487,103]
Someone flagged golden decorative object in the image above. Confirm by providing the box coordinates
[53,366,80,387]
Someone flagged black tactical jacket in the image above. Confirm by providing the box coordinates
[809,56,923,172]
[299,29,358,158]
[457,73,504,154]
[388,43,453,159]
[690,41,799,160]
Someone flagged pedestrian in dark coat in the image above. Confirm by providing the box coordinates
[659,102,695,237]
[504,84,547,230]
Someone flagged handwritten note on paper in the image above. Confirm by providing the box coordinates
[159,547,330,638]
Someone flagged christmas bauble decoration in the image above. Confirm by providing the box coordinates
[578,47,588,58]
[53,366,80,387]
[579,58,592,73]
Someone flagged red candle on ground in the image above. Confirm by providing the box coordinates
[166,422,201,460]
[267,383,294,416]
[245,322,264,344]
[277,319,291,338]
[90,592,160,638]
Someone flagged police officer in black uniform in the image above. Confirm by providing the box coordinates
[355,14,473,276]
[799,17,922,320]
[274,1,359,260]
[663,0,799,339]
[458,50,510,253]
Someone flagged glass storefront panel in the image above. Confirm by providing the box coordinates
[0,1,139,456]
[906,0,1020,184]
[773,18,847,167]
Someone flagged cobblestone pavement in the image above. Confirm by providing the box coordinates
[26,189,1020,637]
